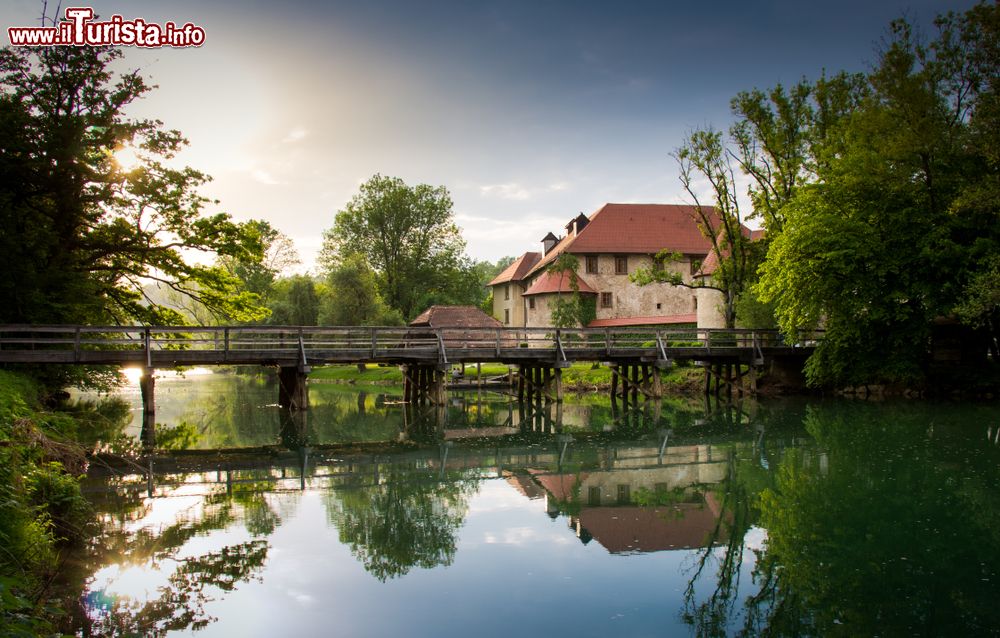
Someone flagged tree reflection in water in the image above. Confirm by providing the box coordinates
[71,478,289,636]
[324,463,478,581]
[679,402,1000,637]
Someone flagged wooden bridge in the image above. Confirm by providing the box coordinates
[0,325,818,432]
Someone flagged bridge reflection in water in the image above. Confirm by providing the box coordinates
[87,390,796,564]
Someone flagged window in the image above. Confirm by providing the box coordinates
[528,297,535,310]
[615,255,628,275]
[504,285,510,301]
[585,255,599,274]
[588,487,601,506]
[693,297,698,311]
[656,302,662,310]
[690,258,702,276]
[504,309,510,325]
[601,292,613,308]
[617,484,631,505]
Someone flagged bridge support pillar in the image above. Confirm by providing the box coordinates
[516,364,564,403]
[139,369,155,448]
[278,365,309,411]
[702,362,759,399]
[609,362,661,405]
[402,364,448,406]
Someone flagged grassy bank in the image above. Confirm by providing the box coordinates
[0,369,105,635]
[310,362,704,394]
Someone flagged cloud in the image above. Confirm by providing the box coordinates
[479,182,532,200]
[250,169,284,185]
[478,181,572,201]
[282,127,308,143]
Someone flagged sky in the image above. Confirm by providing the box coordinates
[1,0,982,272]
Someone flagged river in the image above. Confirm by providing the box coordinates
[63,370,1000,636]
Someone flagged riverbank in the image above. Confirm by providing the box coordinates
[0,370,102,634]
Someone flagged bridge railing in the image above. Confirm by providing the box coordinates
[0,325,823,363]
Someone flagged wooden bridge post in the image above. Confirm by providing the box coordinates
[432,366,448,405]
[402,364,412,403]
[139,368,155,448]
[278,366,309,411]
[630,364,639,403]
[609,363,620,403]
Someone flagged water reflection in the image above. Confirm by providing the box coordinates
[69,388,1000,637]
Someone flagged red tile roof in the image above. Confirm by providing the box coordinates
[409,305,503,329]
[525,203,721,278]
[588,314,696,328]
[522,270,597,296]
[694,226,761,277]
[487,252,541,286]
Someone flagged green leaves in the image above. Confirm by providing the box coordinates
[755,3,1000,386]
[320,174,484,320]
[0,43,267,326]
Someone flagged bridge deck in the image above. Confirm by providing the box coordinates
[0,325,818,367]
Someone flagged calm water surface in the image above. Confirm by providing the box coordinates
[67,373,1000,636]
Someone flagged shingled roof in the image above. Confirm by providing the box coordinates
[525,203,722,278]
[522,270,597,297]
[693,228,764,278]
[487,252,541,286]
[409,305,503,329]
[588,314,696,328]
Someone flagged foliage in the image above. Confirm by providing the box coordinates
[0,370,99,633]
[633,71,864,330]
[267,274,320,326]
[756,4,1000,386]
[547,253,597,328]
[219,219,299,309]
[319,254,403,326]
[0,43,267,328]
[954,254,1000,358]
[320,174,484,319]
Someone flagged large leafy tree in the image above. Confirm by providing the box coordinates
[320,174,482,320]
[632,74,862,328]
[267,274,320,326]
[757,4,1000,386]
[0,43,265,325]
[318,254,402,326]
[219,220,299,308]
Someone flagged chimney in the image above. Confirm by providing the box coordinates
[565,212,589,237]
[541,232,558,256]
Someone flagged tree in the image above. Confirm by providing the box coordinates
[631,74,861,328]
[318,254,403,326]
[220,220,299,307]
[267,275,320,326]
[0,42,265,326]
[320,174,469,319]
[630,129,753,328]
[756,4,1000,386]
[546,253,596,328]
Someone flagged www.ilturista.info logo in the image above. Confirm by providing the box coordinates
[7,7,205,48]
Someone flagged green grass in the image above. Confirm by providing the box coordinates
[309,362,702,393]
[309,364,404,383]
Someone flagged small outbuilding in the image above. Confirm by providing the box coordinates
[408,305,504,350]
